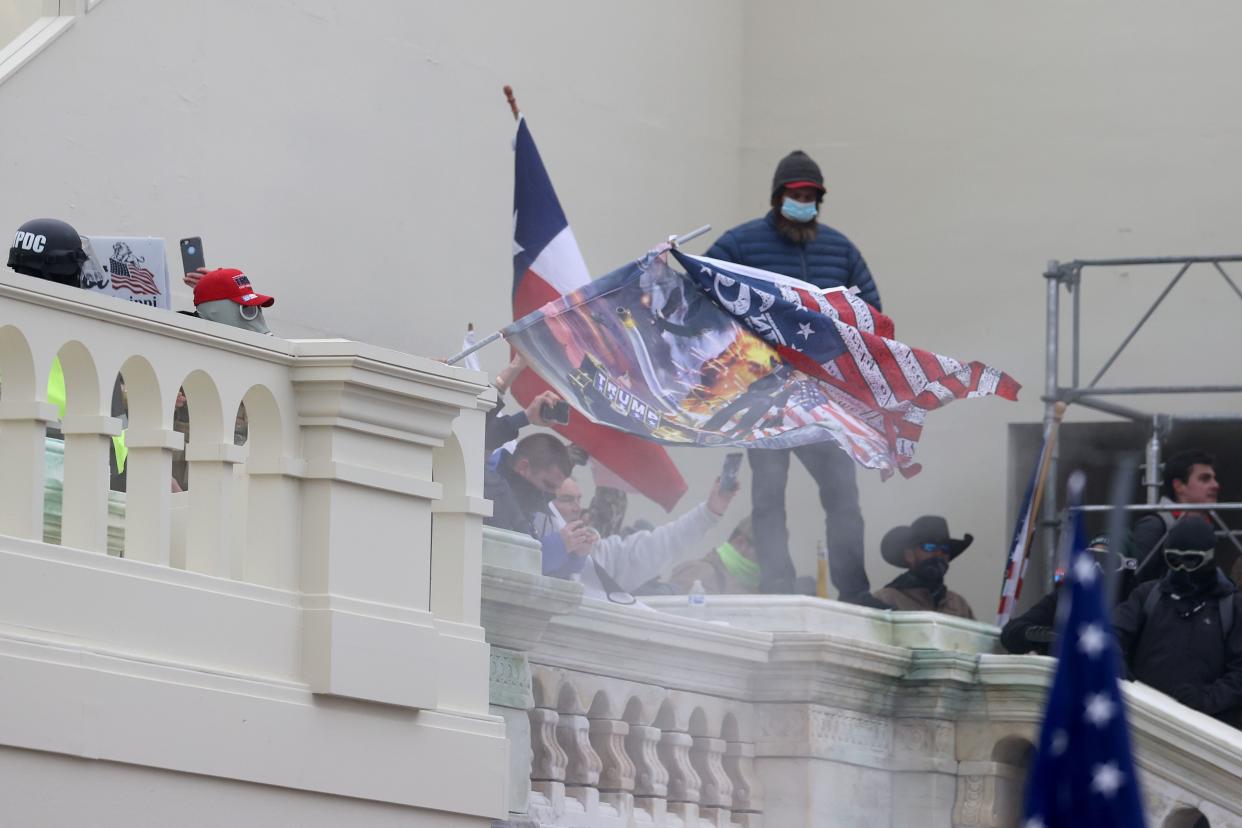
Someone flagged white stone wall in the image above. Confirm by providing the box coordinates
[0,276,506,825]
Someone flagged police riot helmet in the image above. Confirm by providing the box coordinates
[7,218,88,287]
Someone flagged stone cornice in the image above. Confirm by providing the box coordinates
[531,597,773,700]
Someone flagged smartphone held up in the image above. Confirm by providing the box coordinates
[720,452,743,493]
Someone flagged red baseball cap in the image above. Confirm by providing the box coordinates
[782,180,826,193]
[193,268,274,308]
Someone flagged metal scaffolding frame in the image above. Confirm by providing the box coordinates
[1041,253,1242,574]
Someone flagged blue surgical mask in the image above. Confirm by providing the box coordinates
[780,198,818,223]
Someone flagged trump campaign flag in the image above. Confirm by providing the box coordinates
[1022,474,1146,828]
[503,248,1017,477]
[671,250,1020,477]
[509,117,687,511]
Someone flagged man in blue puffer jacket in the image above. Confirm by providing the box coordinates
[703,149,884,605]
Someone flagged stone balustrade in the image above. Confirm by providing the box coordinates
[0,274,506,822]
[6,273,1242,827]
[483,530,1242,828]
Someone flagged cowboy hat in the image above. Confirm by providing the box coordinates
[881,515,973,568]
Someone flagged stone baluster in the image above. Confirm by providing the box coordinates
[0,400,57,540]
[659,730,702,825]
[627,724,669,824]
[59,414,121,552]
[557,712,603,818]
[124,427,184,564]
[529,707,568,813]
[724,740,764,828]
[690,736,735,827]
[183,440,247,577]
[591,717,636,822]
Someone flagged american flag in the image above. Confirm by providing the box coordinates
[109,256,161,296]
[672,250,1020,478]
[997,414,1061,625]
[1022,473,1146,828]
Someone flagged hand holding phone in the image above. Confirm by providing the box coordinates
[180,237,205,275]
[720,452,743,494]
[541,399,571,425]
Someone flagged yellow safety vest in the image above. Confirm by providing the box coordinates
[47,357,128,473]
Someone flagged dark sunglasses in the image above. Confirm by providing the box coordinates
[920,542,952,554]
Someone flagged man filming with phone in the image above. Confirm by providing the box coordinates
[541,458,739,603]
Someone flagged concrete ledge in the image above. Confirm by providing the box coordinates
[0,633,506,819]
[302,606,439,709]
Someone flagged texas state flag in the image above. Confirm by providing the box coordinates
[510,117,687,511]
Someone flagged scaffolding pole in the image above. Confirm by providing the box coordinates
[1040,252,1242,588]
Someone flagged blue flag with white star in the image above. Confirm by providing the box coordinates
[1022,473,1146,828]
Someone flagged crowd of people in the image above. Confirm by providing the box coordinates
[1001,449,1242,728]
[7,216,274,491]
[480,149,986,617]
[12,157,1240,731]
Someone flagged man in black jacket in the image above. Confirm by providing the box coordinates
[1001,535,1136,655]
[483,433,573,539]
[1113,519,1242,726]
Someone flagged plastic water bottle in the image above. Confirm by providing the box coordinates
[688,579,707,613]
[815,541,829,599]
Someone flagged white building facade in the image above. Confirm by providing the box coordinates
[4,3,1242,825]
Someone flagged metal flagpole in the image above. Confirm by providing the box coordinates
[446,86,715,368]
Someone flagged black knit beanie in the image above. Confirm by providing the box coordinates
[771,150,825,199]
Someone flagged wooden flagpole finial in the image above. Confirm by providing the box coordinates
[503,85,520,121]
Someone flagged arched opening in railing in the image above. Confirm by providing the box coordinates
[990,735,1036,828]
[115,355,173,564]
[688,707,710,738]
[176,369,227,575]
[991,735,1036,767]
[1164,808,1210,828]
[556,679,585,717]
[235,383,291,587]
[46,340,111,553]
[587,688,617,721]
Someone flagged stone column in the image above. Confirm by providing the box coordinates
[292,348,487,709]
[591,718,636,822]
[660,729,702,825]
[183,441,247,576]
[529,707,568,814]
[557,712,603,818]
[724,740,765,828]
[429,393,492,627]
[628,724,669,824]
[692,735,735,827]
[123,427,183,564]
[59,414,121,552]
[0,400,57,540]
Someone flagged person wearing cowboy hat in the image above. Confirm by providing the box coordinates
[872,515,975,619]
